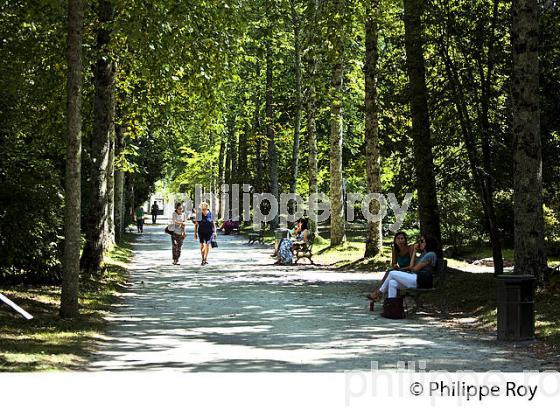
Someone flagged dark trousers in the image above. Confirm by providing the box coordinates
[172,233,184,261]
[152,213,157,224]
[136,219,144,232]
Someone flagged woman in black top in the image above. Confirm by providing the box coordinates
[194,202,216,265]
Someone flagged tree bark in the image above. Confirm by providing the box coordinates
[329,0,346,246]
[266,0,280,229]
[81,0,115,274]
[478,0,503,275]
[305,0,319,235]
[438,34,503,274]
[60,0,84,318]
[114,123,125,243]
[218,133,225,219]
[403,0,442,244]
[106,122,115,246]
[364,0,382,257]
[230,121,238,217]
[512,0,547,283]
[289,0,302,205]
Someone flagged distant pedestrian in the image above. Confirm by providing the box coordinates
[151,201,159,224]
[187,208,196,222]
[169,203,186,265]
[135,205,145,233]
[194,202,216,266]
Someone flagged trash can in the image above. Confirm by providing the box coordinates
[497,275,535,341]
[274,228,290,249]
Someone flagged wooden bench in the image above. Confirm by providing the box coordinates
[248,229,265,245]
[294,232,315,265]
[400,259,448,313]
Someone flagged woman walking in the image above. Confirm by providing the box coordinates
[169,203,186,265]
[194,202,216,265]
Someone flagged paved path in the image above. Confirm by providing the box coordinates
[89,225,544,372]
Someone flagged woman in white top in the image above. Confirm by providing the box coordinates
[170,203,186,265]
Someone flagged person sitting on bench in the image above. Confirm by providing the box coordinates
[220,219,240,235]
[368,234,439,301]
[366,231,415,298]
[276,218,310,265]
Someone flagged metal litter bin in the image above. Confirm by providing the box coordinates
[497,275,535,341]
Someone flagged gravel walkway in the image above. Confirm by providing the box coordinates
[88,224,545,372]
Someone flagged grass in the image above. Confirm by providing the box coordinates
[0,234,133,372]
[418,269,560,357]
[246,225,560,357]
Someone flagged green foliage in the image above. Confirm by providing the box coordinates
[0,1,66,283]
[2,0,560,282]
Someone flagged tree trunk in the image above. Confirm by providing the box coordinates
[127,175,134,228]
[329,38,346,246]
[114,123,125,243]
[403,0,442,244]
[478,0,503,275]
[305,0,319,235]
[106,123,115,246]
[364,0,382,257]
[225,120,232,190]
[512,0,547,283]
[230,121,238,217]
[60,0,84,318]
[253,64,264,194]
[238,126,249,187]
[438,34,503,274]
[266,3,280,229]
[289,0,302,205]
[218,134,225,219]
[81,0,115,274]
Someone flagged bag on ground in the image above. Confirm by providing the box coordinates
[381,297,406,319]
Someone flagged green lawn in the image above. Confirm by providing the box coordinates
[0,234,133,371]
[250,226,560,356]
[419,269,560,355]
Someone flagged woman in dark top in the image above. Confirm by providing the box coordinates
[370,234,439,301]
[194,202,216,266]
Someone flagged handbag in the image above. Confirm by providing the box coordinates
[164,226,173,235]
[380,297,406,319]
[210,239,218,248]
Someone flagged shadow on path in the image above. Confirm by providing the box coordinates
[88,225,543,372]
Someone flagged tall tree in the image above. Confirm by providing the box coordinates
[106,122,115,245]
[289,0,303,203]
[512,0,547,282]
[81,0,116,274]
[364,0,382,257]
[266,0,280,229]
[218,133,226,219]
[328,0,346,246]
[60,0,84,318]
[114,122,125,243]
[403,0,442,243]
[305,0,319,235]
[435,1,503,274]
